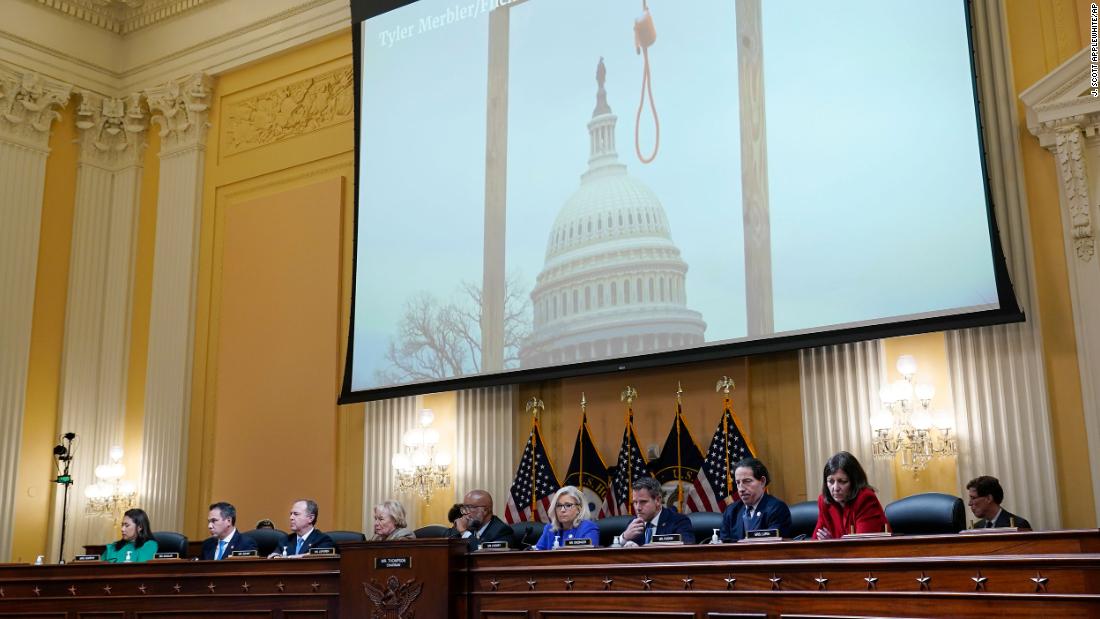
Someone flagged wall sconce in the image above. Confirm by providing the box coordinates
[392,409,451,503]
[870,355,958,471]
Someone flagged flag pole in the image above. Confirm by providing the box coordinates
[621,386,638,509]
[579,393,586,497]
[716,376,735,505]
[526,397,544,520]
[675,382,684,513]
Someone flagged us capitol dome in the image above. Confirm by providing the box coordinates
[520,59,706,368]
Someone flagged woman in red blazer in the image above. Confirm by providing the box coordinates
[813,451,888,539]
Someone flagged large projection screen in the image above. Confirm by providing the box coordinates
[342,0,1022,403]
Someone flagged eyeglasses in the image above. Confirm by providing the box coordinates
[461,504,489,511]
[555,502,579,510]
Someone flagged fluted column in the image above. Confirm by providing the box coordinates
[139,74,212,532]
[47,92,147,559]
[455,386,514,508]
[945,0,1059,530]
[362,396,422,530]
[799,340,895,504]
[0,65,71,562]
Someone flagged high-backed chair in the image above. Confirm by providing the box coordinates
[686,511,723,543]
[885,492,965,535]
[788,500,819,539]
[328,530,367,549]
[412,524,449,539]
[510,521,546,549]
[595,515,634,547]
[151,531,188,557]
[242,528,287,556]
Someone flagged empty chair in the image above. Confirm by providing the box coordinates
[686,511,723,543]
[885,492,965,535]
[510,521,546,549]
[412,524,450,539]
[327,530,367,549]
[788,500,819,539]
[242,528,287,556]
[595,515,635,547]
[151,531,188,557]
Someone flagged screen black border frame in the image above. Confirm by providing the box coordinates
[340,0,1023,404]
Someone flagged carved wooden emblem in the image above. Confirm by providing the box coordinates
[363,575,424,618]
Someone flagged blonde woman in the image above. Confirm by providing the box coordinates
[535,486,599,549]
[371,500,416,541]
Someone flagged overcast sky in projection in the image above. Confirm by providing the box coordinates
[352,0,998,391]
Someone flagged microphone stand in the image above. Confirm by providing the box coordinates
[53,433,76,564]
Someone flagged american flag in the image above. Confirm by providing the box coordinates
[685,398,755,513]
[609,410,651,516]
[504,421,561,524]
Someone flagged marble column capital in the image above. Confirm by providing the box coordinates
[0,64,73,151]
[75,91,148,170]
[144,73,212,155]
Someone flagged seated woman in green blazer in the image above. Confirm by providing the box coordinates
[102,508,158,563]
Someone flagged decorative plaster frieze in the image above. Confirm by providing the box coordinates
[75,91,147,168]
[34,0,214,35]
[144,73,211,154]
[223,64,353,156]
[1052,124,1096,261]
[0,66,72,150]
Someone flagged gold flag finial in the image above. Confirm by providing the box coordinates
[676,381,683,404]
[580,392,587,413]
[716,376,735,394]
[525,397,545,418]
[620,386,638,404]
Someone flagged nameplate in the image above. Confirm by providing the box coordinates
[650,534,683,545]
[743,529,780,541]
[153,552,180,559]
[74,554,100,562]
[375,556,412,569]
[841,531,893,539]
[563,538,593,548]
[308,547,336,556]
[960,526,1020,535]
[229,550,258,558]
[477,540,510,551]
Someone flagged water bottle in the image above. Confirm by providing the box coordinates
[611,535,622,548]
[281,546,288,557]
[552,535,560,549]
[711,528,720,544]
[34,555,44,565]
[124,550,133,563]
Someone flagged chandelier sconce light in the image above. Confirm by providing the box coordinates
[392,408,452,503]
[83,446,138,527]
[870,355,959,472]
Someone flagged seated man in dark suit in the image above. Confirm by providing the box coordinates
[201,501,258,560]
[268,498,335,557]
[622,476,695,546]
[720,457,792,540]
[447,489,512,551]
[966,476,1032,529]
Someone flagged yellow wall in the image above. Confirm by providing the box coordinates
[184,31,365,538]
[1006,0,1096,527]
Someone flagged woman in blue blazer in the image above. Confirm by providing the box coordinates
[535,486,600,549]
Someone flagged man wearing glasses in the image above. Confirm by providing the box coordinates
[447,489,513,550]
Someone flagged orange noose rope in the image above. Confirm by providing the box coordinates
[634,1,660,164]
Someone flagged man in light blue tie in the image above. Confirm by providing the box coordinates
[201,502,258,560]
[268,499,335,558]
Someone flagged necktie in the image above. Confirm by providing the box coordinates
[644,522,653,544]
[295,537,304,554]
[216,539,227,560]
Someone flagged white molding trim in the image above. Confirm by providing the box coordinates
[1022,46,1100,525]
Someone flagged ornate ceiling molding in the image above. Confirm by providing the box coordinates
[34,0,217,35]
[144,72,211,154]
[0,63,72,150]
[75,90,147,168]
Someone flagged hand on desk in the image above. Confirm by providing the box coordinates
[814,527,832,540]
